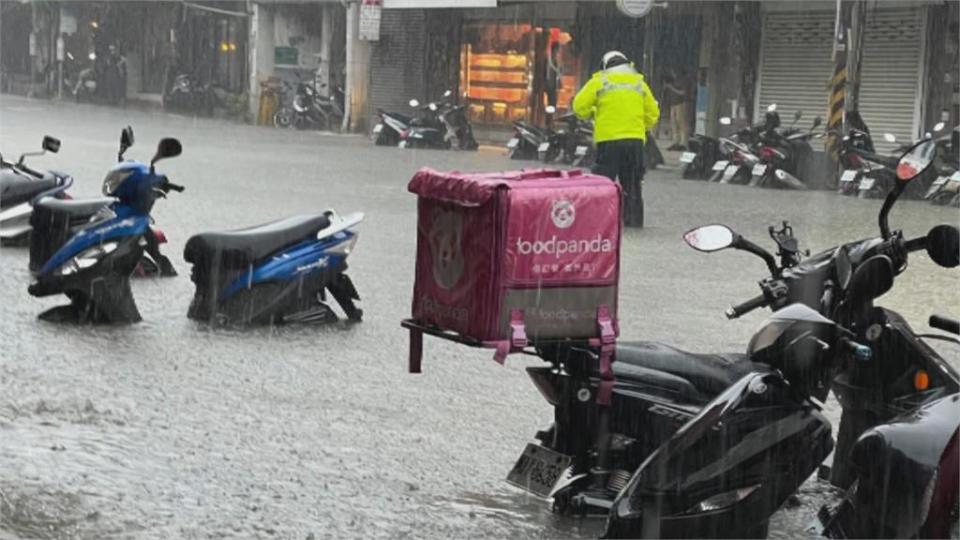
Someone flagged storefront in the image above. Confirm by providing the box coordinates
[458,4,581,127]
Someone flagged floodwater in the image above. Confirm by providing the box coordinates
[1,96,957,538]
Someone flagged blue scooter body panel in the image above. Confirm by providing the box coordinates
[39,213,149,275]
[221,230,354,300]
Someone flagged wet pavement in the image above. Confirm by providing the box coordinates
[1,96,957,539]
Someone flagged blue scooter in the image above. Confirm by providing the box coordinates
[28,136,183,323]
[184,211,364,325]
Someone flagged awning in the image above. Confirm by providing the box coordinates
[383,0,496,8]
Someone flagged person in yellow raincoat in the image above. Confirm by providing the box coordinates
[573,51,660,227]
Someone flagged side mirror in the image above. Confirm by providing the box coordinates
[812,116,822,129]
[883,133,897,143]
[443,89,452,98]
[847,255,894,303]
[719,116,732,126]
[896,139,936,182]
[150,138,182,168]
[428,102,438,112]
[933,121,946,133]
[121,126,134,148]
[409,99,420,108]
[834,247,852,290]
[794,110,803,122]
[42,136,61,153]
[683,224,736,252]
[926,224,959,268]
[545,105,557,114]
[767,103,778,112]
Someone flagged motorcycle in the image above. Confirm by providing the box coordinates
[507,117,552,161]
[748,107,822,190]
[27,136,184,323]
[273,80,296,129]
[28,127,178,278]
[291,74,343,131]
[164,73,215,116]
[817,316,959,539]
[401,91,478,151]
[501,137,958,538]
[925,168,960,207]
[0,136,71,245]
[372,100,426,147]
[183,211,364,325]
[680,130,723,180]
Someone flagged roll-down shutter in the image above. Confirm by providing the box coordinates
[757,7,924,154]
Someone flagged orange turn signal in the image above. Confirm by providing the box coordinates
[914,370,930,391]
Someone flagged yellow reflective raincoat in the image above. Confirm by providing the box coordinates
[573,64,660,143]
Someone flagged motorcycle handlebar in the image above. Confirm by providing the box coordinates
[930,315,960,335]
[725,293,769,319]
[164,181,185,193]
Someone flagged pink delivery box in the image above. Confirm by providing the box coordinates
[405,167,622,365]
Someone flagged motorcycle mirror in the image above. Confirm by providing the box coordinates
[933,121,946,133]
[41,135,61,154]
[812,116,822,129]
[428,102,438,112]
[719,117,732,125]
[895,138,937,182]
[794,110,803,121]
[683,224,736,253]
[151,138,182,168]
[767,103,778,112]
[88,52,96,61]
[883,133,897,143]
[120,126,134,148]
[545,105,556,114]
[409,99,420,108]
[926,224,959,268]
[443,90,452,98]
[847,255,894,303]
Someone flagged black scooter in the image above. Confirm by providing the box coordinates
[0,136,71,245]
[505,139,957,538]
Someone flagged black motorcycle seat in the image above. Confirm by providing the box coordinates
[184,214,331,268]
[614,341,759,395]
[33,196,113,217]
[1,173,59,208]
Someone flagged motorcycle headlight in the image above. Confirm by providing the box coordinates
[56,242,118,275]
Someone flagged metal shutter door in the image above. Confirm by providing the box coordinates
[757,11,835,126]
[858,8,924,153]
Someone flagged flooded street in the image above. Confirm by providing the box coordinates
[1,97,957,539]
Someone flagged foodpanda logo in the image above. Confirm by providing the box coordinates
[428,208,464,290]
[551,199,576,229]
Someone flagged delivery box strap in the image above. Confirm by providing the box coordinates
[595,304,616,407]
[493,308,528,364]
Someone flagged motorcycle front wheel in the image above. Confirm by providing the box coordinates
[274,108,293,128]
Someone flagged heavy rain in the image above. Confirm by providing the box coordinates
[1,1,958,539]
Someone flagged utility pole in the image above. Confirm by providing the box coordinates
[846,0,866,113]
[825,0,852,181]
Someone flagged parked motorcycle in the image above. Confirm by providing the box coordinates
[817,315,959,539]
[183,211,364,325]
[273,80,296,128]
[164,73,214,116]
[748,106,822,190]
[291,74,343,131]
[925,168,960,206]
[27,136,184,323]
[502,138,958,539]
[507,117,552,160]
[28,127,177,278]
[0,136,70,245]
[680,130,723,180]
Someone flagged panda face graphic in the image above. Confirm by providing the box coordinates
[551,199,576,229]
[428,208,464,290]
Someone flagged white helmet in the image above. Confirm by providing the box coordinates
[602,50,629,70]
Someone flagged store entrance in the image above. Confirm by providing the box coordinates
[459,22,580,128]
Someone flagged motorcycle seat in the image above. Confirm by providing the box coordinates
[614,341,759,395]
[1,173,59,209]
[33,196,113,217]
[184,214,331,269]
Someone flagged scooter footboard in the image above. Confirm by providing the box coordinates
[603,372,833,539]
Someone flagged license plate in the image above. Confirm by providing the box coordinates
[933,176,949,187]
[538,142,550,152]
[840,169,858,183]
[372,123,383,134]
[859,177,876,190]
[575,145,588,156]
[680,152,696,164]
[712,160,729,171]
[398,140,407,149]
[951,171,960,182]
[721,164,739,181]
[506,443,572,498]
[507,138,519,149]
[752,164,768,176]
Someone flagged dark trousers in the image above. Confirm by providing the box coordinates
[593,138,645,227]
